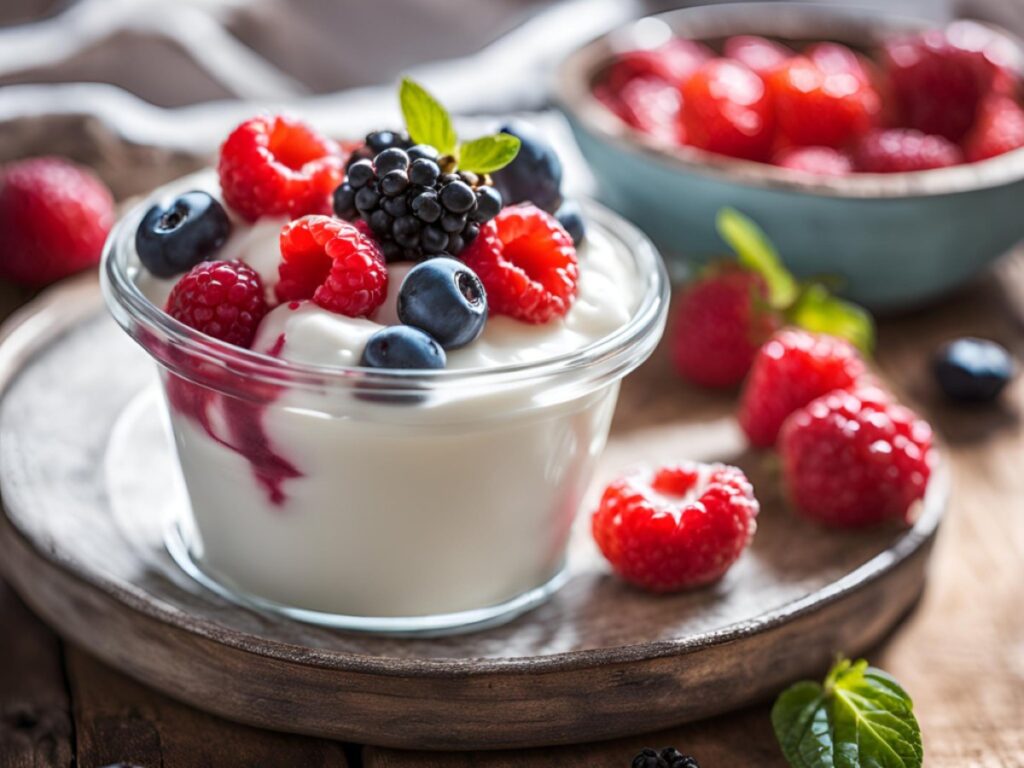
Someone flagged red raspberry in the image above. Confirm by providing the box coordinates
[767,56,880,148]
[165,260,268,348]
[591,462,759,591]
[0,157,114,287]
[461,204,578,324]
[773,146,853,176]
[671,262,781,388]
[604,39,712,90]
[681,59,775,161]
[805,42,874,84]
[963,96,1024,162]
[780,389,933,527]
[853,128,964,172]
[738,328,869,447]
[218,115,344,222]
[595,77,684,144]
[882,23,1013,142]
[723,35,793,75]
[278,215,387,317]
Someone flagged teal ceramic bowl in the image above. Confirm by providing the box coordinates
[556,3,1024,311]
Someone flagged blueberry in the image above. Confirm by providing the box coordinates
[555,200,586,246]
[408,144,440,162]
[409,158,440,187]
[411,191,442,223]
[933,337,1015,403]
[472,186,502,222]
[397,258,487,349]
[491,120,563,213]
[348,159,375,189]
[380,170,409,197]
[440,181,475,213]
[420,225,449,254]
[360,325,446,370]
[135,191,231,278]
[374,148,409,175]
[333,182,356,219]
[355,185,380,212]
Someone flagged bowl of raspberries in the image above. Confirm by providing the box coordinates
[556,2,1024,310]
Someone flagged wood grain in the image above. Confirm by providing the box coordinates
[0,278,944,750]
[65,646,349,768]
[0,582,73,768]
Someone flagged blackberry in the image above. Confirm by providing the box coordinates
[345,130,412,170]
[333,144,504,262]
[630,748,699,768]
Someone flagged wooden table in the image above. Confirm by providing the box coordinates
[1,253,1022,768]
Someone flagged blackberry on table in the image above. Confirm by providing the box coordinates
[333,145,504,262]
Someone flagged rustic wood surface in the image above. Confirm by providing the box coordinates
[0,253,1020,764]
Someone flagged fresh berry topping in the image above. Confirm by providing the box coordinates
[218,115,344,222]
[963,95,1024,162]
[0,156,114,286]
[591,462,759,592]
[594,76,685,144]
[772,146,853,176]
[603,38,712,91]
[853,128,963,172]
[632,747,701,768]
[779,389,933,527]
[340,148,501,261]
[723,35,793,75]
[397,258,487,349]
[345,130,413,170]
[554,199,586,246]
[767,56,880,148]
[461,204,578,324]
[360,325,446,370]
[136,190,231,277]
[277,215,387,317]
[882,24,1004,142]
[165,260,268,348]
[681,59,775,161]
[933,337,1015,402]
[491,121,564,213]
[738,328,869,447]
[671,262,781,389]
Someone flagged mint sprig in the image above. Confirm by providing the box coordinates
[397,77,520,173]
[714,207,875,356]
[772,657,923,768]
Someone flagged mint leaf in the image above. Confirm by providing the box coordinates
[772,658,922,768]
[458,133,521,174]
[716,208,798,310]
[399,77,457,155]
[788,284,876,355]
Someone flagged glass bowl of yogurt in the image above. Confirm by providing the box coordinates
[102,161,668,635]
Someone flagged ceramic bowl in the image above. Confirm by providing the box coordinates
[556,2,1024,310]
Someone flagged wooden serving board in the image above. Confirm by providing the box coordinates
[0,276,947,751]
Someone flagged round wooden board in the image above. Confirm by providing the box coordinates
[0,276,947,751]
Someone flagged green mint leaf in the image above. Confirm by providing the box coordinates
[772,658,922,768]
[399,77,457,156]
[716,207,798,310]
[457,133,521,174]
[788,284,876,356]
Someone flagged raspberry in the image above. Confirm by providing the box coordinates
[780,389,933,527]
[963,96,1024,162]
[218,115,344,222]
[723,35,793,75]
[738,328,869,447]
[278,215,387,317]
[591,462,759,592]
[595,77,684,144]
[603,39,712,91]
[671,262,780,388]
[681,59,775,161]
[165,260,268,348]
[773,146,853,176]
[767,56,880,148]
[805,42,874,84]
[853,128,963,172]
[882,23,1008,142]
[461,204,578,324]
[0,157,114,287]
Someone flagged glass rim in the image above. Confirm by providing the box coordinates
[101,177,670,395]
